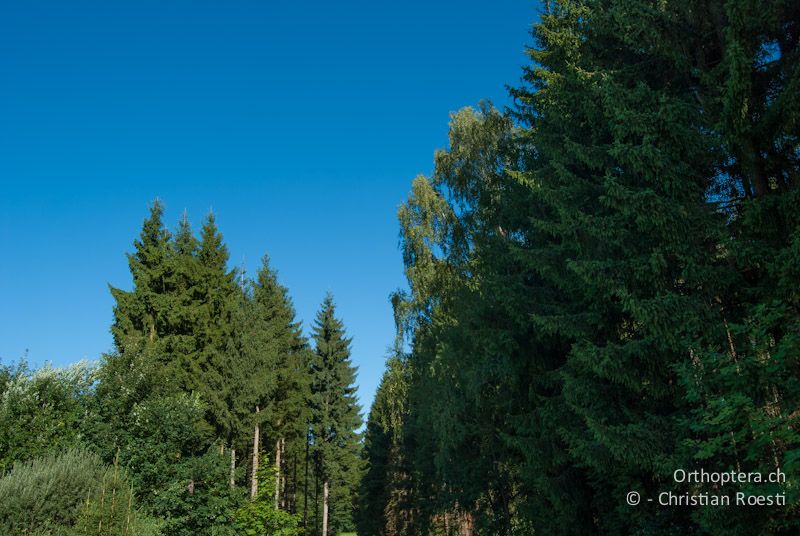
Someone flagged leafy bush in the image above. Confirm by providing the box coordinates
[149,446,244,536]
[71,459,162,536]
[0,448,160,536]
[0,448,107,534]
[92,352,243,536]
[0,361,96,473]
[235,456,301,536]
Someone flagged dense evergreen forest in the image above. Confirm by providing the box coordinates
[2,0,800,535]
[0,203,362,535]
[357,0,800,535]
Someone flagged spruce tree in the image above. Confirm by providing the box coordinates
[253,256,311,509]
[109,199,173,356]
[165,211,203,392]
[309,294,362,535]
[192,212,239,442]
[669,2,800,532]
[508,1,724,531]
[109,201,203,389]
[235,255,312,504]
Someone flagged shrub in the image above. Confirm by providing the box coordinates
[0,448,160,535]
[0,448,106,534]
[234,456,301,536]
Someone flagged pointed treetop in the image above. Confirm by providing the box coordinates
[316,291,337,321]
[309,290,362,483]
[252,254,300,326]
[130,198,171,273]
[173,209,197,256]
[198,211,229,271]
[138,199,168,245]
[312,291,353,359]
[254,254,278,287]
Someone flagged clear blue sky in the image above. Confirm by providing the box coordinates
[0,0,537,413]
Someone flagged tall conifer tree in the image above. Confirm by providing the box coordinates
[110,199,173,356]
[166,211,203,390]
[234,255,312,503]
[192,212,239,441]
[309,294,362,535]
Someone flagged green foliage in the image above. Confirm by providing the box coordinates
[363,1,800,534]
[0,448,106,534]
[92,350,243,536]
[70,457,162,536]
[92,349,211,487]
[108,202,241,444]
[251,256,311,453]
[229,255,311,456]
[0,448,158,536]
[0,361,96,474]
[356,354,412,536]
[109,199,173,356]
[98,204,314,533]
[309,294,363,534]
[191,212,240,441]
[389,103,540,535]
[235,455,301,536]
[236,256,313,516]
[149,447,244,536]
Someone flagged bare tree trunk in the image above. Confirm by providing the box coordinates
[251,406,260,499]
[280,437,286,509]
[274,437,282,508]
[314,472,319,535]
[459,511,474,536]
[303,428,309,529]
[292,453,297,513]
[322,479,329,536]
[230,448,236,488]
